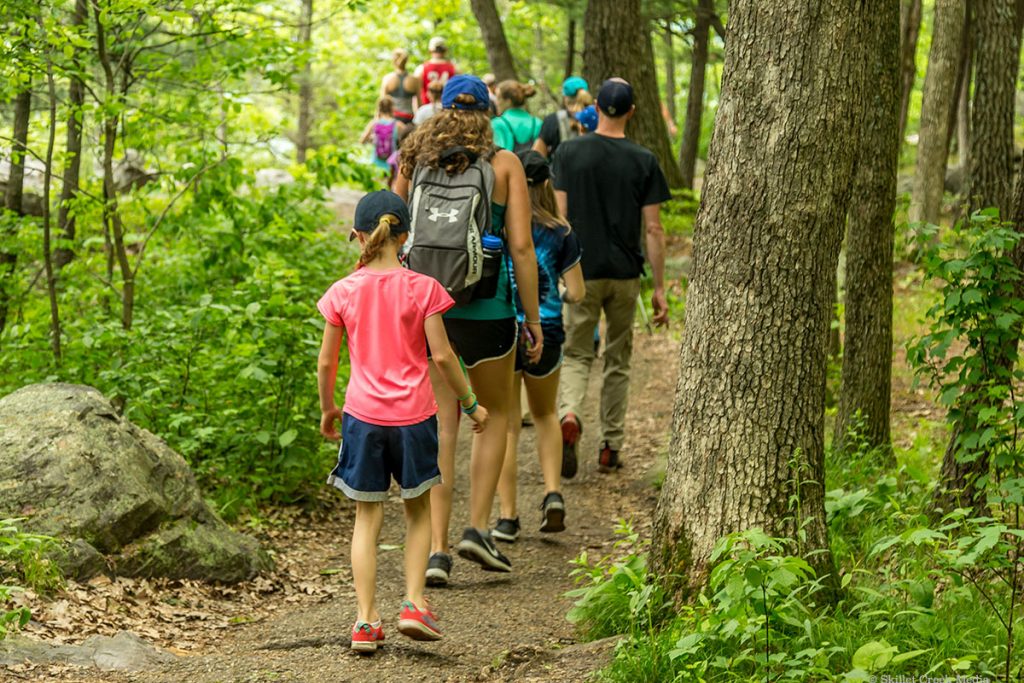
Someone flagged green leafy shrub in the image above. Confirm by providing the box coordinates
[0,519,63,641]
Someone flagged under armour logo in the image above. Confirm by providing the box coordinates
[428,207,459,223]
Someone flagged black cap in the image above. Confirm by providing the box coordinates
[596,79,634,117]
[350,190,410,240]
[517,150,550,185]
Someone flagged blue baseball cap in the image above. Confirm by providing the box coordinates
[350,190,410,240]
[441,75,491,111]
[597,78,634,117]
[562,76,589,97]
[575,105,598,132]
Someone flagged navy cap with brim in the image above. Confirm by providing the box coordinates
[350,190,410,240]
[441,74,491,111]
[596,79,634,117]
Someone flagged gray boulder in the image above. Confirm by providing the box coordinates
[0,631,175,671]
[0,383,270,582]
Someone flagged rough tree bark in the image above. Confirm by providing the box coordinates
[55,0,88,270]
[652,0,867,599]
[470,0,518,82]
[583,0,684,188]
[898,0,923,143]
[910,0,966,225]
[679,0,712,190]
[295,0,313,164]
[835,0,901,458]
[0,87,32,335]
[934,0,1021,517]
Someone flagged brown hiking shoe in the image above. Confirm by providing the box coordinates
[597,442,622,474]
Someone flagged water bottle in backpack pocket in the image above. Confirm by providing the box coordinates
[474,233,503,300]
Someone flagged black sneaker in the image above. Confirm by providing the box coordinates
[492,517,521,543]
[456,528,512,572]
[561,414,581,479]
[425,552,452,587]
[539,492,566,533]
[597,442,622,473]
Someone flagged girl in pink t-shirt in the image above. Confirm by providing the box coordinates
[317,191,488,653]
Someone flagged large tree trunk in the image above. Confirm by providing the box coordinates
[55,0,88,270]
[910,0,966,225]
[678,0,712,190]
[898,0,923,144]
[934,0,1021,517]
[835,0,901,459]
[470,0,517,82]
[295,0,313,164]
[0,87,32,335]
[584,0,684,188]
[653,0,867,600]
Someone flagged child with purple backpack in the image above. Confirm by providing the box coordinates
[360,97,398,173]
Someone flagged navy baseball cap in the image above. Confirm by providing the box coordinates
[562,76,589,97]
[441,75,491,111]
[350,190,410,240]
[596,79,634,117]
[517,150,550,185]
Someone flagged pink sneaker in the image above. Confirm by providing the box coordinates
[350,621,385,653]
[397,600,442,641]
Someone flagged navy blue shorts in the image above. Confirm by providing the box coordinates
[326,413,441,502]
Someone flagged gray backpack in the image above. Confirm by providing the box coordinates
[556,109,578,144]
[407,148,497,305]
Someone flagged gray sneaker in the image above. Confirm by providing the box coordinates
[456,528,512,572]
[540,492,566,533]
[425,552,452,587]
[492,517,521,543]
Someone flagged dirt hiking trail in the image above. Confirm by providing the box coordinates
[5,332,678,683]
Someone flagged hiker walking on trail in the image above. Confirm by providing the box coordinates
[380,48,418,127]
[317,191,488,653]
[414,37,456,108]
[491,81,542,153]
[533,76,592,159]
[359,96,398,173]
[395,75,543,585]
[552,78,670,476]
[412,79,444,126]
[492,150,584,544]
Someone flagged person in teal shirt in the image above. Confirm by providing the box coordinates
[491,81,542,152]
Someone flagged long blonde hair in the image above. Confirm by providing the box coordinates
[358,214,402,266]
[529,180,570,230]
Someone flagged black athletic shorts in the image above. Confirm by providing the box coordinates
[435,317,518,369]
[515,334,563,378]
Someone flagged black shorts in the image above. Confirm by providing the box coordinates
[441,317,518,368]
[515,331,563,378]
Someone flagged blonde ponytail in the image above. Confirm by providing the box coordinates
[358,214,400,266]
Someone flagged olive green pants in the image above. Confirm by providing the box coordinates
[559,278,641,452]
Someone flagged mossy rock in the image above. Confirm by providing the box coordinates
[0,383,270,582]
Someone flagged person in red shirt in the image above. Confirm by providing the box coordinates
[414,36,456,107]
[317,191,488,654]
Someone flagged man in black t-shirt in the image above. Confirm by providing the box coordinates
[552,78,670,475]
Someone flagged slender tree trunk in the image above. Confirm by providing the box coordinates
[663,25,676,123]
[38,13,62,364]
[653,0,867,600]
[470,0,517,82]
[956,48,971,170]
[295,0,313,164]
[93,0,134,329]
[945,3,972,171]
[966,0,1017,216]
[898,0,923,144]
[0,87,32,335]
[679,0,712,190]
[565,17,577,79]
[934,0,1021,517]
[584,0,684,188]
[55,0,88,270]
[910,0,966,225]
[835,0,901,458]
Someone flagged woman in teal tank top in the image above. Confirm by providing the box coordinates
[395,75,543,583]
